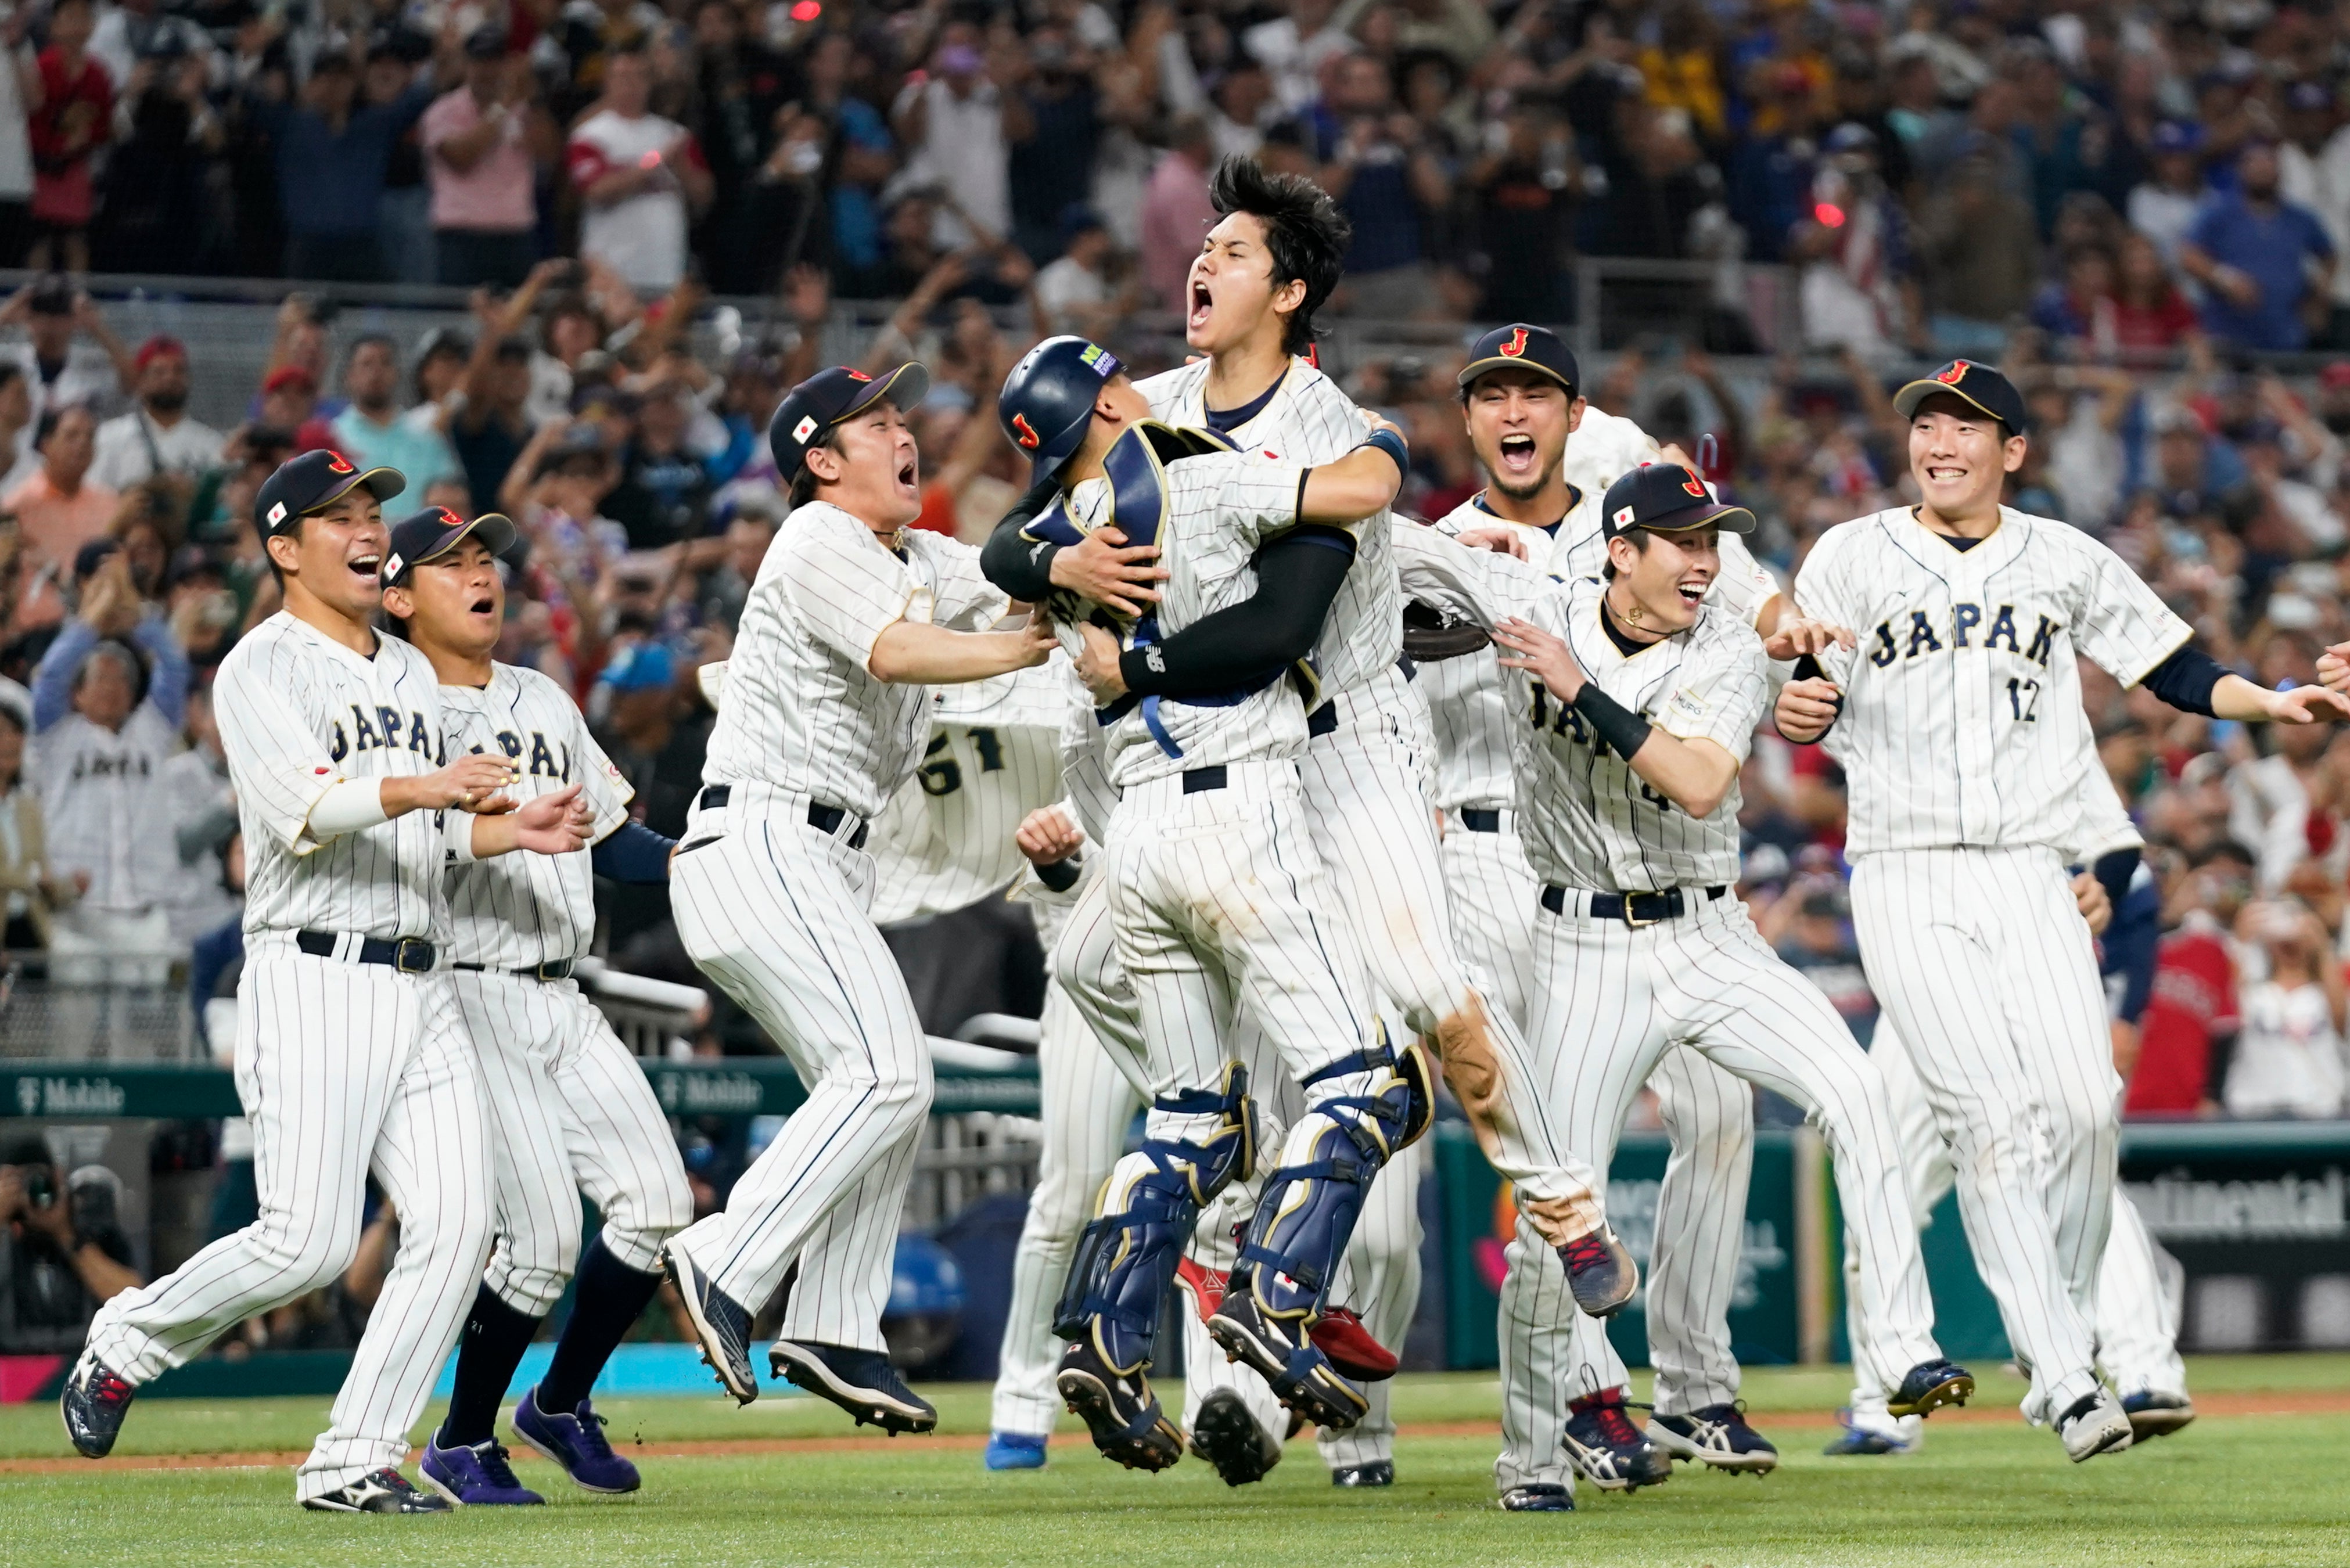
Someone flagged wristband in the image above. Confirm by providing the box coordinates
[1357,426,1408,477]
[1571,684,1652,761]
[443,807,479,864]
[1035,855,1082,893]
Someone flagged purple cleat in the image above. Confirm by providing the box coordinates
[419,1433,545,1506]
[513,1384,642,1494]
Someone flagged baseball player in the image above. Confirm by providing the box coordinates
[984,333,1443,1473]
[1774,358,2347,1459]
[660,364,1052,1426]
[1397,463,1974,1511]
[61,451,592,1512]
[1834,774,2193,1454]
[372,506,696,1505]
[1417,323,1791,1490]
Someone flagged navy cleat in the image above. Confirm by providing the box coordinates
[983,1430,1048,1471]
[1500,1483,1575,1512]
[662,1244,757,1405]
[300,1468,452,1514]
[1647,1403,1779,1474]
[2122,1390,2196,1440]
[1562,1391,1673,1491]
[1331,1459,1394,1487]
[59,1350,135,1459]
[1187,1388,1281,1487]
[1823,1408,1920,1455]
[770,1340,937,1433]
[513,1386,639,1493]
[1888,1357,1974,1418]
[1207,1282,1369,1432]
[1557,1225,1638,1317]
[420,1434,544,1506]
[1056,1335,1183,1471]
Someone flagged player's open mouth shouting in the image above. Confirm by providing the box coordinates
[1494,432,1540,484]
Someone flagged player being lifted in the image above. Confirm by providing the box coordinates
[375,506,695,1505]
[62,453,592,1512]
[661,365,1051,1423]
[1776,361,2349,1459]
[1399,465,1975,1511]
[986,335,1460,1472]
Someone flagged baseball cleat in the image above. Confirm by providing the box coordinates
[2122,1390,2196,1440]
[1311,1307,1399,1382]
[1331,1459,1395,1487]
[662,1245,757,1405]
[1208,1283,1369,1432]
[512,1386,640,1493]
[1562,1391,1673,1490]
[983,1431,1048,1471]
[1556,1225,1639,1317]
[1822,1408,1920,1456]
[1055,1336,1183,1472]
[2056,1390,2135,1462]
[1888,1357,1974,1418]
[1647,1403,1779,1474]
[1187,1387,1281,1487]
[59,1350,135,1459]
[1499,1483,1575,1512]
[300,1468,453,1513]
[420,1434,544,1506]
[768,1341,937,1433]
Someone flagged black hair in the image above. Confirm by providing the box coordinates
[34,403,89,451]
[1601,528,1652,581]
[1207,156,1351,358]
[0,363,20,394]
[788,428,846,509]
[346,331,400,374]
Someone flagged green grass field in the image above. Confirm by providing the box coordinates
[4,1357,2346,1568]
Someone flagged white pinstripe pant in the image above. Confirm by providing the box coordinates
[1849,846,2115,1425]
[86,939,494,1501]
[1498,890,1942,1493]
[452,971,695,1314]
[1441,822,1754,1421]
[1843,1016,2186,1432]
[667,807,933,1347]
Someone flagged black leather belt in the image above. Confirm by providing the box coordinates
[1458,808,1503,833]
[1307,702,1337,738]
[453,959,576,981]
[698,785,866,850]
[1183,765,1227,794]
[1539,884,1727,927]
[296,931,437,972]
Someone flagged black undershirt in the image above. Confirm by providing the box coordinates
[1597,594,1660,659]
[1205,371,1285,435]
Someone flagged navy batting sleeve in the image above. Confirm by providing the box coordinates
[591,821,676,883]
[1117,526,1357,697]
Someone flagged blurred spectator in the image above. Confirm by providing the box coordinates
[89,336,221,492]
[328,334,457,514]
[0,689,69,948]
[2128,121,2211,271]
[1309,54,1450,314]
[2179,142,2335,354]
[1915,153,2039,358]
[1032,206,1124,339]
[2279,81,2350,349]
[29,0,110,273]
[2130,846,2248,1118]
[1140,115,1216,314]
[246,42,433,284]
[444,303,534,517]
[1769,881,1877,1042]
[1,279,130,449]
[567,45,710,290]
[591,635,702,834]
[1006,24,1100,265]
[422,29,539,288]
[1,1141,143,1353]
[2225,900,2349,1119]
[605,379,713,551]
[1795,123,1919,359]
[892,28,1019,254]
[6,404,119,624]
[2108,232,2201,359]
[93,40,222,276]
[158,681,235,945]
[88,0,214,91]
[0,7,30,268]
[1464,95,1569,323]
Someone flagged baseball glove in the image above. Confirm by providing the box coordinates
[1402,600,1492,660]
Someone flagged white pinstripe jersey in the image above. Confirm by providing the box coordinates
[1064,434,1325,787]
[1416,408,1778,813]
[214,612,455,940]
[439,663,635,967]
[702,501,1010,822]
[1796,506,2190,857]
[867,659,1070,924]
[1138,357,1400,697]
[1058,657,1117,845]
[30,707,182,912]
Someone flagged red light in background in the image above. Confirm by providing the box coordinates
[790,1,822,19]
[1814,202,1846,228]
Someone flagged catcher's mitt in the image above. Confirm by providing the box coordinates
[1402,600,1492,660]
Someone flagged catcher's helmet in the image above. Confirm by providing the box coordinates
[997,335,1124,480]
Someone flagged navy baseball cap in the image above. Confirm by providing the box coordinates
[380,506,518,587]
[255,449,404,535]
[1891,358,2031,436]
[1600,463,1755,541]
[1457,323,1579,395]
[2150,119,2203,155]
[997,335,1124,480]
[768,362,930,484]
